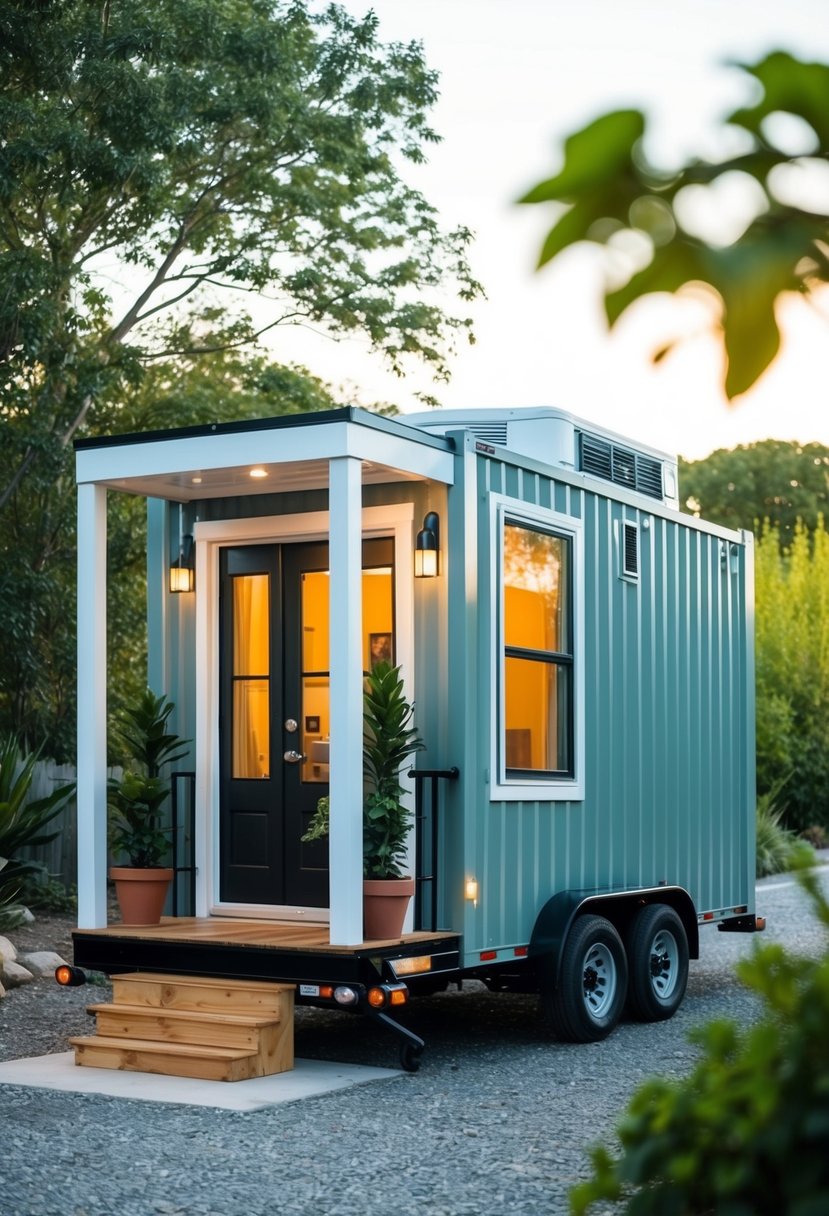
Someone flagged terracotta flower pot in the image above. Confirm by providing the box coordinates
[110,867,173,926]
[363,876,415,940]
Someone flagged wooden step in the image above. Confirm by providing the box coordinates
[111,972,293,1017]
[69,1034,262,1082]
[87,1003,281,1051]
[71,972,296,1081]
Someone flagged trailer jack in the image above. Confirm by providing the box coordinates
[366,1006,425,1073]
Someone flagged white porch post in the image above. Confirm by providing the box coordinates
[76,483,108,927]
[328,457,364,944]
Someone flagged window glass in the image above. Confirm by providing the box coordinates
[504,524,567,652]
[505,657,570,772]
[502,518,573,777]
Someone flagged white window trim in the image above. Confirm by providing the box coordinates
[192,503,415,920]
[489,494,585,802]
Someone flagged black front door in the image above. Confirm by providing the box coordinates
[219,537,394,908]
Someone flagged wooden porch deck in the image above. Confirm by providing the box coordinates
[74,917,458,953]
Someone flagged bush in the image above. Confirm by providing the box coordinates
[570,849,829,1216]
[0,735,75,926]
[756,784,798,878]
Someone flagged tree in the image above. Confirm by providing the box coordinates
[679,439,829,544]
[755,522,829,833]
[0,0,480,754]
[520,51,829,399]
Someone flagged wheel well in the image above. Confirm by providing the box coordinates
[529,885,699,987]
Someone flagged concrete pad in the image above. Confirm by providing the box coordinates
[0,1052,399,1111]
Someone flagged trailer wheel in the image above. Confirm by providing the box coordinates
[625,904,689,1022]
[543,914,627,1042]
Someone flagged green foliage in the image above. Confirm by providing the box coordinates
[362,661,425,878]
[756,782,798,878]
[0,734,75,925]
[521,51,829,400]
[14,867,77,914]
[680,441,829,548]
[570,853,829,1216]
[755,523,829,833]
[108,689,189,868]
[301,662,424,879]
[0,0,479,755]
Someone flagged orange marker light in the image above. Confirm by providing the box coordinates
[367,987,387,1009]
[389,988,407,1007]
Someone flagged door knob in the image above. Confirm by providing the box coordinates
[283,750,306,764]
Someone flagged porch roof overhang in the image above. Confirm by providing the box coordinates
[74,406,455,499]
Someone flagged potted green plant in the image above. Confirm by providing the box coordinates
[108,689,190,925]
[302,661,424,939]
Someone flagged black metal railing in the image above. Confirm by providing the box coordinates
[408,766,459,932]
[170,770,196,916]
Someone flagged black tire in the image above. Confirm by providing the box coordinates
[543,914,628,1042]
[625,904,689,1022]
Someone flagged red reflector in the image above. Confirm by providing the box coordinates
[319,985,334,999]
[514,946,528,957]
[756,916,766,931]
[480,950,497,961]
[703,912,714,921]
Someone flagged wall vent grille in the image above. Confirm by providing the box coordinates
[623,522,639,577]
[580,434,663,500]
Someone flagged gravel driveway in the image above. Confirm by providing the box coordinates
[2,864,827,1216]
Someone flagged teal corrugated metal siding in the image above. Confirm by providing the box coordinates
[456,452,753,960]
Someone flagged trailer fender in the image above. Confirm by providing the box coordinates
[528,885,699,988]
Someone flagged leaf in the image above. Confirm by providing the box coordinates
[518,109,646,203]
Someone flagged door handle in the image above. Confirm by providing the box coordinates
[283,750,307,764]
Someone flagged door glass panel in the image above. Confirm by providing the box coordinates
[301,572,329,673]
[298,562,394,783]
[233,680,270,778]
[504,656,569,772]
[233,574,269,674]
[504,524,567,652]
[232,573,270,778]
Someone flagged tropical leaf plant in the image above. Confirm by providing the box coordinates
[108,690,189,868]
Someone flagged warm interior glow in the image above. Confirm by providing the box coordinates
[300,561,393,784]
[503,523,570,772]
[232,574,270,778]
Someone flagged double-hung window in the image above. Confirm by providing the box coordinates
[493,499,584,800]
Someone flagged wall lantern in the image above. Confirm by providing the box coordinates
[414,511,440,578]
[169,528,195,594]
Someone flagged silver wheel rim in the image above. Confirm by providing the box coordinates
[581,940,617,1018]
[648,928,679,1000]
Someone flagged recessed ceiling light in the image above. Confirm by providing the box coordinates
[191,476,203,484]
[249,467,268,479]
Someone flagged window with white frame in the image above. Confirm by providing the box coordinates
[493,500,584,800]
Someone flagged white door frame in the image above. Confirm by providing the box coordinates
[193,502,415,923]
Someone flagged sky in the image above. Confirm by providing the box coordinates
[269,0,829,461]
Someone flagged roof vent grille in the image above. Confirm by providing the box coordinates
[579,434,663,500]
[468,421,509,446]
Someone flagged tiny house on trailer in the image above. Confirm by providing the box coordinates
[68,405,758,1070]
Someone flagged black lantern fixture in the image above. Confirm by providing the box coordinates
[414,511,440,578]
[169,510,195,594]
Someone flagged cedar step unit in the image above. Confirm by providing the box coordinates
[69,972,295,1082]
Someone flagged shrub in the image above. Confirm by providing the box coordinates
[570,848,829,1216]
[0,735,75,926]
[756,783,798,878]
